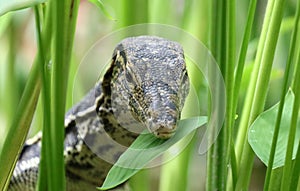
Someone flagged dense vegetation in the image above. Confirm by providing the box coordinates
[0,0,299,190]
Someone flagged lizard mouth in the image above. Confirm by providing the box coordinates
[151,124,177,139]
[146,114,178,139]
[154,130,176,139]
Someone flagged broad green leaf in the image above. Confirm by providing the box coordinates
[88,0,116,21]
[0,0,46,17]
[248,90,300,168]
[99,116,207,190]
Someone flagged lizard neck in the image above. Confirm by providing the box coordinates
[65,81,138,151]
[65,82,138,167]
[96,92,139,147]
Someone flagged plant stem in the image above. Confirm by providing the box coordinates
[33,4,53,190]
[129,170,150,191]
[224,0,236,189]
[46,0,67,189]
[230,5,258,184]
[46,0,79,189]
[119,0,148,28]
[232,0,257,114]
[0,58,41,191]
[235,0,286,189]
[235,0,275,163]
[206,0,227,190]
[159,133,196,191]
[264,0,300,190]
[229,2,258,186]
[280,33,300,191]
[149,0,171,24]
[5,17,18,124]
[290,140,300,190]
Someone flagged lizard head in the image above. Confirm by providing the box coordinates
[99,36,189,139]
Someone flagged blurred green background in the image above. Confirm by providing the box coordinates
[0,0,297,190]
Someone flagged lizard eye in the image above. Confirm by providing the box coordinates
[125,65,138,83]
[125,68,134,83]
[181,69,188,83]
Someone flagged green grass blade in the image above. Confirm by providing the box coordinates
[33,4,52,191]
[223,0,236,189]
[5,17,19,124]
[46,0,80,189]
[290,140,300,190]
[280,32,300,191]
[235,0,287,189]
[230,8,258,187]
[206,1,226,190]
[99,117,207,190]
[149,0,172,24]
[0,0,47,16]
[264,0,300,189]
[232,0,257,114]
[158,133,196,191]
[235,0,275,163]
[0,58,41,190]
[88,0,115,21]
[118,0,148,28]
[129,170,150,191]
[268,167,283,190]
[47,0,66,189]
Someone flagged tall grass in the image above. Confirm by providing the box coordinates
[0,0,79,190]
[0,0,299,190]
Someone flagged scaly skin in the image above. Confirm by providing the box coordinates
[9,36,189,191]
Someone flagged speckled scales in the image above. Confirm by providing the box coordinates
[9,36,189,191]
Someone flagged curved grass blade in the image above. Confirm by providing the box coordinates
[88,0,116,21]
[0,0,46,16]
[248,90,300,168]
[99,116,207,190]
